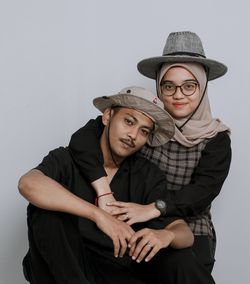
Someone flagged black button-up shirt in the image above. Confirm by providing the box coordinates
[31,146,177,263]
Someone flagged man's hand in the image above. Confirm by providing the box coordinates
[107,201,160,225]
[94,208,135,258]
[128,228,175,263]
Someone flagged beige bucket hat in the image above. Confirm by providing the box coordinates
[93,86,174,147]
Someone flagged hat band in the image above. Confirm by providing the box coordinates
[164,51,206,58]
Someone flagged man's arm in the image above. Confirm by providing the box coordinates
[19,169,98,216]
[164,219,194,249]
[18,169,134,258]
[128,219,194,263]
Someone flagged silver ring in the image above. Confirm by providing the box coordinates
[147,243,153,249]
[125,213,129,219]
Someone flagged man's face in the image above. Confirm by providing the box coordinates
[102,107,154,161]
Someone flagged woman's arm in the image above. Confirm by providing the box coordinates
[107,201,161,224]
[70,122,232,220]
[69,116,106,182]
[165,132,232,217]
[69,117,116,212]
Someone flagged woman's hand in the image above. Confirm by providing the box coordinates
[107,201,160,225]
[128,228,175,263]
[97,193,118,214]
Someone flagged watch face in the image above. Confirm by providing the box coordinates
[157,200,166,209]
[155,199,167,216]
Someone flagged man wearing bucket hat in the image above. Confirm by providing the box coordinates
[68,32,231,277]
[19,86,215,283]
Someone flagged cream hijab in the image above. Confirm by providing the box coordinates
[157,63,230,147]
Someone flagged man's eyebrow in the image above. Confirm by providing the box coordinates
[124,112,137,120]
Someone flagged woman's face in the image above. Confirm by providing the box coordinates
[160,67,201,119]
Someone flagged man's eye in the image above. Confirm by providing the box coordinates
[124,118,133,125]
[141,129,149,136]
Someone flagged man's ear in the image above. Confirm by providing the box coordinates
[102,108,113,126]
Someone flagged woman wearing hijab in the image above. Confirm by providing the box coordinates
[68,31,231,273]
[135,32,231,272]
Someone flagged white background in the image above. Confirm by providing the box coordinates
[0,1,249,283]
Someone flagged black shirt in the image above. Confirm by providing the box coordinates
[68,116,231,218]
[33,146,177,261]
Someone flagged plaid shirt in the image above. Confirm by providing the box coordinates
[140,139,214,238]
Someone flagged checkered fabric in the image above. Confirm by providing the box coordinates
[140,139,214,238]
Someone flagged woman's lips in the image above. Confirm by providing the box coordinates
[173,103,186,109]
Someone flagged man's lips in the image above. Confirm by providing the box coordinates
[120,138,135,148]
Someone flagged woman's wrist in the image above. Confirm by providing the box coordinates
[148,203,161,219]
[91,177,112,195]
[95,192,114,206]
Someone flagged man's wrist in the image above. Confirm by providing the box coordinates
[89,205,103,223]
[164,229,175,244]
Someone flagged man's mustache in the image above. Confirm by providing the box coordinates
[120,138,136,148]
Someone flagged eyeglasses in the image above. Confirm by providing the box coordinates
[160,81,199,97]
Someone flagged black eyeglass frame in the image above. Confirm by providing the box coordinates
[160,81,199,97]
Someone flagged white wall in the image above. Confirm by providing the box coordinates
[0,1,249,283]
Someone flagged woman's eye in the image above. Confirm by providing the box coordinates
[184,83,195,90]
[164,84,174,90]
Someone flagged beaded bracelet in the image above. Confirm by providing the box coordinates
[95,192,114,206]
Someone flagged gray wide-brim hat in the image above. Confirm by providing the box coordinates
[93,86,175,147]
[137,31,227,81]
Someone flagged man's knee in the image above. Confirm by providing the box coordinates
[31,209,62,233]
[22,251,32,283]
[152,248,215,284]
[158,247,196,270]
[29,209,75,248]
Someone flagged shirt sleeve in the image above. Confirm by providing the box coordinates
[165,131,232,217]
[35,147,70,184]
[135,158,179,229]
[68,116,107,182]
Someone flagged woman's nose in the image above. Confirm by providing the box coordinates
[173,86,185,99]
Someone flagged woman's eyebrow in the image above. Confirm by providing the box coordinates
[161,79,197,83]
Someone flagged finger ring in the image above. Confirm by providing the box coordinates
[125,213,129,219]
[147,243,153,249]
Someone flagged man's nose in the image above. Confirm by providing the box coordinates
[128,127,139,140]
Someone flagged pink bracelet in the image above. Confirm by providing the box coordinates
[95,192,114,206]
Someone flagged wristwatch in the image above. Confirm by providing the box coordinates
[155,199,167,216]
